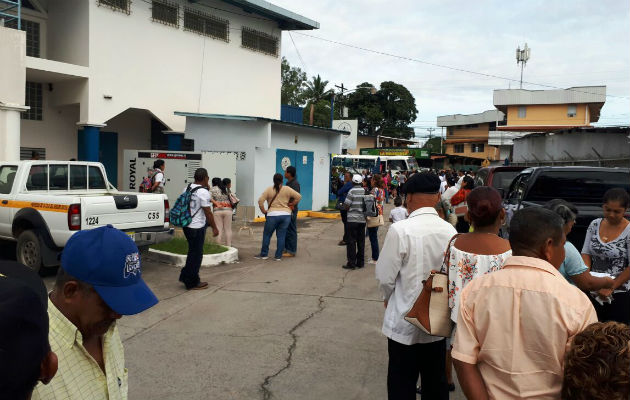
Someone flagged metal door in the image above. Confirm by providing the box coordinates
[99,132,118,187]
[275,149,313,210]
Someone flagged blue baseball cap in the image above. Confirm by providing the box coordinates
[61,225,158,315]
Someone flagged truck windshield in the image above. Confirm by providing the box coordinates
[528,170,630,203]
[491,170,522,191]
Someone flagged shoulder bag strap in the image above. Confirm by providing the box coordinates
[189,185,203,218]
[268,187,281,211]
[439,233,461,274]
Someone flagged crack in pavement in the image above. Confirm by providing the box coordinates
[260,270,351,400]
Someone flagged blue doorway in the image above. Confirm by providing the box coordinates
[99,132,118,187]
[276,149,313,210]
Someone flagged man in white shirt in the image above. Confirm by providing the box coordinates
[442,177,459,203]
[376,172,457,400]
[179,168,219,290]
[150,159,166,194]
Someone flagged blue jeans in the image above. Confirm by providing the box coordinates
[367,226,379,261]
[260,215,291,258]
[180,226,207,289]
[284,211,298,254]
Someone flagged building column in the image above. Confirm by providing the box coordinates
[77,124,104,162]
[0,103,29,161]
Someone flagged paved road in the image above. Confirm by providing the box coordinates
[10,205,465,399]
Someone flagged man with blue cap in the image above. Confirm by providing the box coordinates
[33,225,158,400]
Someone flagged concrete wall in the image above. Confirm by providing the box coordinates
[513,131,630,165]
[88,0,282,130]
[506,104,590,127]
[444,142,499,160]
[0,26,26,105]
[47,0,89,66]
[444,123,499,160]
[347,136,376,155]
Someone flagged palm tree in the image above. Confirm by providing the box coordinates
[302,75,333,125]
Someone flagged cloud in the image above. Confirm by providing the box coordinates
[274,0,630,136]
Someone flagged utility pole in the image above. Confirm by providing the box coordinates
[427,127,435,152]
[516,43,531,89]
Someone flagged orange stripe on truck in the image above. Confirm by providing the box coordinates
[0,200,69,213]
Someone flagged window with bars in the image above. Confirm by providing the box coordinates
[471,143,485,153]
[453,144,464,153]
[567,104,577,117]
[24,82,43,121]
[98,0,131,15]
[152,0,178,27]
[241,27,278,57]
[6,19,40,57]
[183,8,229,41]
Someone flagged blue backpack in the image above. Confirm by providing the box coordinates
[170,184,202,227]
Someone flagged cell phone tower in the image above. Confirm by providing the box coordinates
[516,43,531,89]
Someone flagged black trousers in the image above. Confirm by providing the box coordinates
[346,222,365,267]
[592,290,630,325]
[340,209,349,242]
[180,226,206,289]
[387,338,448,400]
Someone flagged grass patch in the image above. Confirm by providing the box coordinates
[151,238,228,255]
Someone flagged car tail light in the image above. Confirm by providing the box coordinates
[164,199,170,223]
[68,204,81,231]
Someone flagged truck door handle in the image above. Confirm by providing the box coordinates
[1,200,7,205]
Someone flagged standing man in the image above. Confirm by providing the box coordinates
[33,226,159,400]
[343,174,367,270]
[376,172,456,400]
[283,166,300,258]
[452,208,597,399]
[0,261,58,399]
[150,159,166,194]
[180,168,219,290]
[337,171,353,246]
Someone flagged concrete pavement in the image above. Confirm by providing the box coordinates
[35,205,465,399]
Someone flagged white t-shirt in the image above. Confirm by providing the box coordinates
[439,180,447,194]
[389,206,408,223]
[442,186,458,202]
[186,184,211,229]
[154,171,165,187]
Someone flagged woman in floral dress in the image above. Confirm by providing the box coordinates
[443,186,512,391]
[582,188,630,324]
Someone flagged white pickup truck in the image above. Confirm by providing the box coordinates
[0,161,173,270]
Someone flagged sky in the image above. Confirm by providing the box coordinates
[272,0,630,140]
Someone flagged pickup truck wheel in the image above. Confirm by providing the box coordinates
[16,230,42,271]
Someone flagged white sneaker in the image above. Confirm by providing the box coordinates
[368,259,377,264]
[254,254,269,260]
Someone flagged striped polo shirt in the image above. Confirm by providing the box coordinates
[344,185,366,223]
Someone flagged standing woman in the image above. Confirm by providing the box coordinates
[256,173,301,261]
[451,176,475,233]
[383,172,390,204]
[581,188,630,324]
[367,174,385,264]
[210,179,235,247]
[444,186,512,392]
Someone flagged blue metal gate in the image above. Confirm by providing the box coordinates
[275,149,313,210]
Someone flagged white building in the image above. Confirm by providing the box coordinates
[181,113,343,217]
[0,0,318,188]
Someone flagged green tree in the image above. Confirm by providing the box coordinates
[346,81,418,139]
[302,99,331,128]
[421,137,443,153]
[281,57,307,106]
[302,74,333,126]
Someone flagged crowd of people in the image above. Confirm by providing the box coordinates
[367,170,630,399]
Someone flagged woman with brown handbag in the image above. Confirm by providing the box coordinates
[444,186,511,392]
[367,174,385,264]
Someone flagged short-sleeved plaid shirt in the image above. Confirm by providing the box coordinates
[32,299,128,400]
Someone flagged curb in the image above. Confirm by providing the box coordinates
[147,247,239,267]
[253,210,340,223]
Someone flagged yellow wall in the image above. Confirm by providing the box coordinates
[445,142,499,160]
[446,123,491,139]
[506,104,590,126]
[347,136,376,155]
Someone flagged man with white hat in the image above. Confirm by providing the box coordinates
[342,174,367,269]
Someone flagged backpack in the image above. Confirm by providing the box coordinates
[139,168,161,193]
[170,184,203,227]
[363,194,378,218]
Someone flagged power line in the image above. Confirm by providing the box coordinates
[288,31,308,72]
[291,31,629,100]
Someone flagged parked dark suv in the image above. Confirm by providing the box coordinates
[503,166,630,249]
[475,166,526,195]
